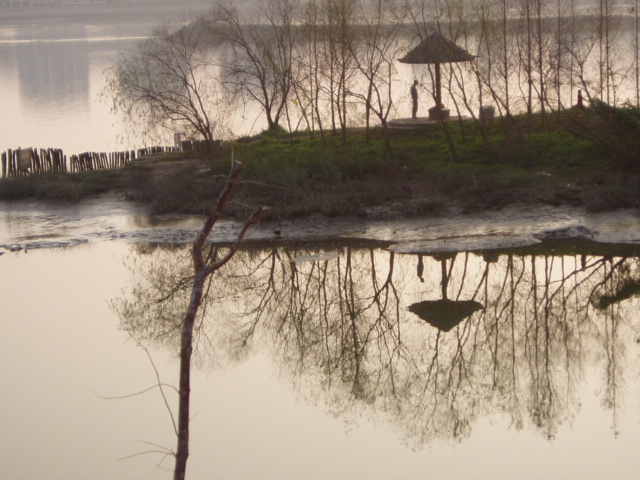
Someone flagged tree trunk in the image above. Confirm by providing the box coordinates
[173,161,263,480]
[173,277,203,480]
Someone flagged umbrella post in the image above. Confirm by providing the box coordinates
[429,62,449,120]
[440,258,448,300]
[435,62,442,108]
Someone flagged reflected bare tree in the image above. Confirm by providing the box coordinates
[114,161,263,480]
[210,0,300,131]
[114,242,640,453]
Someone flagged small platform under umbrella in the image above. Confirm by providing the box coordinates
[399,32,475,120]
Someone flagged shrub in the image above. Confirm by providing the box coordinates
[579,100,640,169]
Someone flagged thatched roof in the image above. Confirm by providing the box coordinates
[399,32,476,64]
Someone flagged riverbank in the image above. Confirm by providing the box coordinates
[2,188,639,254]
[2,132,640,251]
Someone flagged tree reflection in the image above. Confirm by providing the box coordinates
[114,241,640,447]
[114,243,228,364]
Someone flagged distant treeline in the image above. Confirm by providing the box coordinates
[147,2,640,154]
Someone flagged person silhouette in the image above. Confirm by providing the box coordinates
[410,80,419,119]
[577,89,585,110]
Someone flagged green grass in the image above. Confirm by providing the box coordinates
[0,170,127,201]
[217,114,639,217]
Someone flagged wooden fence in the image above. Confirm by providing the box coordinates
[1,145,173,179]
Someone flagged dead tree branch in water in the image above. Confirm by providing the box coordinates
[174,160,264,480]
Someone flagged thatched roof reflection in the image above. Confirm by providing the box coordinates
[409,299,483,331]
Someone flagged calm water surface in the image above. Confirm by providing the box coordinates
[0,10,214,155]
[2,232,640,479]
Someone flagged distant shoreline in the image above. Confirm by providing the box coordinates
[0,4,204,23]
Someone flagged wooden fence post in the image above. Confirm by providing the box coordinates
[1,145,168,178]
[9,148,15,177]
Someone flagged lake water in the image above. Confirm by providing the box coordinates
[2,198,640,479]
[0,7,271,156]
[1,11,150,154]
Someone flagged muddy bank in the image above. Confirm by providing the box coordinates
[257,203,640,251]
[1,193,639,253]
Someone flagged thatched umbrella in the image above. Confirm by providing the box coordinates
[399,32,475,119]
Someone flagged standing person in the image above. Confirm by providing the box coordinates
[577,89,585,110]
[410,80,419,119]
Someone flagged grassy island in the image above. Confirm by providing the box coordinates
[1,111,639,221]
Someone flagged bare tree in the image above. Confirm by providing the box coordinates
[104,23,230,150]
[292,0,329,139]
[635,0,640,105]
[210,0,299,131]
[174,161,263,480]
[320,0,358,139]
[347,0,404,151]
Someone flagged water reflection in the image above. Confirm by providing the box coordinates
[408,253,484,332]
[0,15,175,153]
[115,241,640,447]
[16,36,90,108]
